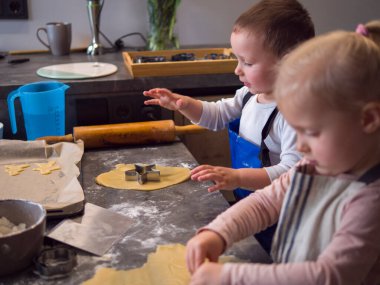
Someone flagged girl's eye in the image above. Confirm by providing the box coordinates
[304,130,319,136]
[243,62,253,67]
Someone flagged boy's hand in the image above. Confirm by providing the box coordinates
[186,230,225,274]
[143,88,187,111]
[191,165,240,192]
[189,262,223,285]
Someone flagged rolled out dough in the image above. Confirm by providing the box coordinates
[96,164,190,191]
[83,244,241,285]
[83,244,189,285]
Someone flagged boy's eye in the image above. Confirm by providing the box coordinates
[237,58,253,67]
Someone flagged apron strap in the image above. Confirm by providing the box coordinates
[242,92,253,109]
[260,107,279,167]
[358,163,380,184]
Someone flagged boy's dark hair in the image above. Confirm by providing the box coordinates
[233,0,315,58]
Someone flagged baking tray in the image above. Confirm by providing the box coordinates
[0,140,85,219]
[123,48,237,78]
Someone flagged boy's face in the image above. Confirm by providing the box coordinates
[231,29,278,96]
[278,94,368,176]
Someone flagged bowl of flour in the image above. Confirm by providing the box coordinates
[0,199,46,276]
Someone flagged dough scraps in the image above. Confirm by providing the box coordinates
[32,160,61,175]
[83,244,241,285]
[96,164,190,191]
[4,164,30,176]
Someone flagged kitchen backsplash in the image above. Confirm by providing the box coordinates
[0,0,379,51]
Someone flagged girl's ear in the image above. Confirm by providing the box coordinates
[361,102,380,133]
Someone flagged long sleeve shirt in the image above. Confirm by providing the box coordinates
[194,86,301,181]
[203,162,380,285]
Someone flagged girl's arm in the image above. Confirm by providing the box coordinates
[220,182,380,285]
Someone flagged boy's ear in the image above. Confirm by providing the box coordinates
[361,102,380,133]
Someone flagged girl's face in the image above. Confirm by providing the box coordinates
[231,30,278,96]
[279,94,371,176]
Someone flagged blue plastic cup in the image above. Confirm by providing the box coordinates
[7,81,69,140]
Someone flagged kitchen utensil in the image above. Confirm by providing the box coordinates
[36,22,72,56]
[86,0,103,55]
[48,203,133,256]
[125,163,160,184]
[7,81,69,140]
[34,247,77,280]
[37,120,207,149]
[36,62,117,79]
[0,199,46,276]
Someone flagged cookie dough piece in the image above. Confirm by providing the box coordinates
[4,164,30,176]
[83,244,242,285]
[83,244,190,285]
[32,160,61,175]
[96,164,190,191]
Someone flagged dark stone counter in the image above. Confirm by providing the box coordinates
[0,51,241,97]
[0,51,241,140]
[0,141,271,285]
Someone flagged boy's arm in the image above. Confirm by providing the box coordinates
[201,170,290,248]
[190,166,271,192]
[143,88,203,122]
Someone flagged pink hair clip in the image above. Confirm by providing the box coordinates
[355,23,369,36]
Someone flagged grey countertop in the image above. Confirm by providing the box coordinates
[0,50,241,140]
[0,141,271,285]
[0,51,241,98]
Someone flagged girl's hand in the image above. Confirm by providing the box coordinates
[191,165,240,192]
[186,230,225,274]
[189,262,223,285]
[143,88,187,111]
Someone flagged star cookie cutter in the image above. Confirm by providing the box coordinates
[125,163,160,185]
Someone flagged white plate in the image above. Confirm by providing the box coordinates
[36,62,118,79]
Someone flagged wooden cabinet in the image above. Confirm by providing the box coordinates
[174,95,234,167]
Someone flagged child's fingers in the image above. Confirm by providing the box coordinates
[186,245,205,274]
[191,164,212,174]
[208,184,222,192]
[143,99,160,105]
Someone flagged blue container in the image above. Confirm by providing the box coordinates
[7,81,69,140]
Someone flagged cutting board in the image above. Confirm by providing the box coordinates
[36,62,118,79]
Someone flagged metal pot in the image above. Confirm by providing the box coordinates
[0,199,46,276]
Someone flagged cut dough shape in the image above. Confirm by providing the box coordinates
[96,164,190,191]
[83,244,241,285]
[32,160,61,175]
[4,164,30,176]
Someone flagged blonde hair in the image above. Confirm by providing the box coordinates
[364,20,380,46]
[274,30,380,110]
[233,0,315,58]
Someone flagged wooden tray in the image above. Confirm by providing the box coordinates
[123,48,237,78]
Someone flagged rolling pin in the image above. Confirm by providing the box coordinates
[37,120,207,149]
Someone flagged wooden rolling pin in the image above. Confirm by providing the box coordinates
[38,120,207,149]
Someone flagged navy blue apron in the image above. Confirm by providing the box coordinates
[228,92,278,253]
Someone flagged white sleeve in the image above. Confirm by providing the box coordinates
[265,114,302,181]
[193,86,248,131]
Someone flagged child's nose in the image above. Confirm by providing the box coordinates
[234,63,243,76]
[297,138,310,154]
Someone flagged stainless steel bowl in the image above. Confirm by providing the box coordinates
[0,199,46,276]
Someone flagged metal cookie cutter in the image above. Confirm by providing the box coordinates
[34,247,77,280]
[125,163,160,185]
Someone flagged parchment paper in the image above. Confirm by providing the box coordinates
[0,139,84,213]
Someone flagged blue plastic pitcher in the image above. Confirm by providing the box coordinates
[7,81,69,140]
